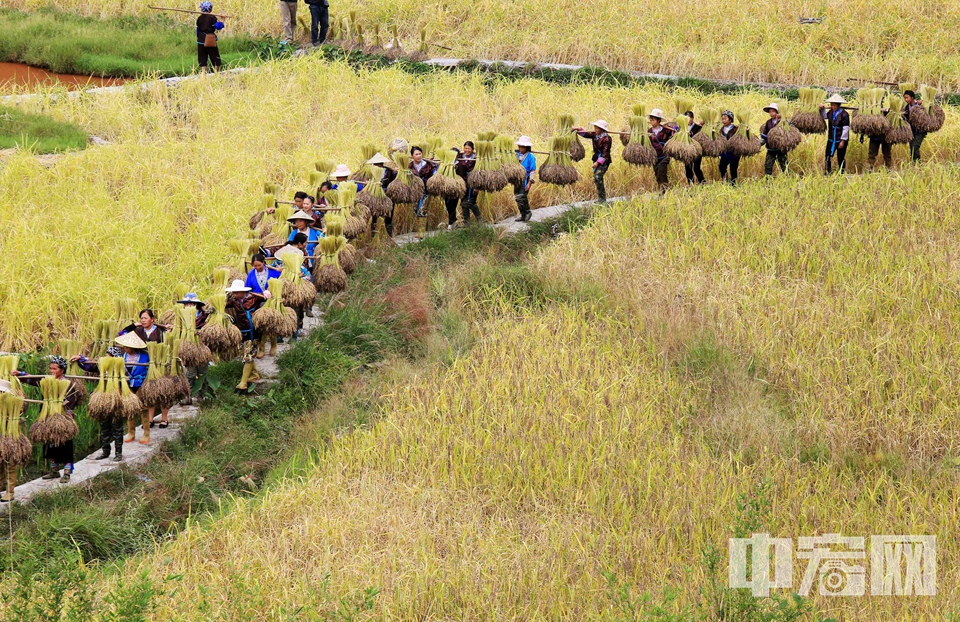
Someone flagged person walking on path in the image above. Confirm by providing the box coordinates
[647,109,675,192]
[574,121,614,202]
[683,111,705,184]
[513,136,537,222]
[718,111,740,185]
[455,141,480,224]
[903,90,927,163]
[820,94,850,174]
[280,0,298,43]
[760,103,788,175]
[305,0,329,46]
[196,2,225,73]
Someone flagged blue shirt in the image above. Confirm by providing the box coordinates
[244,267,282,294]
[516,151,537,185]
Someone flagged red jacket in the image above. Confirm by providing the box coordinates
[577,131,613,165]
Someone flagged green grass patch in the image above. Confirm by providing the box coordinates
[0,8,261,78]
[0,105,88,152]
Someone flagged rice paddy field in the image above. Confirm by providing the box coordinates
[75,166,960,620]
[4,55,960,351]
[7,0,960,89]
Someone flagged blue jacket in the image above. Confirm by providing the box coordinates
[245,267,282,294]
[125,352,149,388]
[516,151,537,186]
[288,227,322,258]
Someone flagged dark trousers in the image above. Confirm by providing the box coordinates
[910,131,926,162]
[593,163,610,201]
[513,182,530,215]
[684,157,704,184]
[198,44,222,69]
[444,197,459,225]
[764,149,787,175]
[718,155,740,185]
[867,137,892,168]
[309,4,329,45]
[99,419,124,456]
[825,142,847,173]
[45,439,74,466]
[653,157,670,190]
[461,189,481,222]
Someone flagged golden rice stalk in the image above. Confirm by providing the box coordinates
[0,393,32,466]
[386,153,425,204]
[884,95,914,144]
[791,87,828,134]
[539,117,580,185]
[621,104,645,146]
[728,109,761,157]
[59,339,87,379]
[851,88,890,136]
[338,239,358,275]
[28,377,78,446]
[664,115,703,164]
[427,149,467,198]
[554,114,584,161]
[173,305,213,368]
[211,268,233,291]
[0,356,25,397]
[168,340,191,400]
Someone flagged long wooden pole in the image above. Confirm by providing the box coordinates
[148,5,232,17]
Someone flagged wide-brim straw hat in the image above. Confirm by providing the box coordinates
[824,94,847,105]
[366,152,391,166]
[287,209,315,224]
[763,102,780,112]
[176,292,205,306]
[333,164,351,178]
[0,379,11,394]
[648,109,666,120]
[591,119,610,131]
[515,135,534,148]
[225,279,251,293]
[115,332,147,350]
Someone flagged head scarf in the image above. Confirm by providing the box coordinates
[721,110,735,123]
[49,355,68,371]
[107,346,123,357]
[200,1,213,12]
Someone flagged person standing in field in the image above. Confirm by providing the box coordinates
[683,110,705,184]
[574,121,613,202]
[903,90,927,163]
[280,0,298,43]
[13,357,80,483]
[513,136,537,222]
[647,109,674,192]
[196,2,224,73]
[820,94,850,174]
[760,103,787,175]
[456,141,480,224]
[409,146,437,218]
[718,111,740,185]
[304,0,329,46]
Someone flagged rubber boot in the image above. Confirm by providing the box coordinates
[236,362,259,391]
[1,465,15,502]
[255,340,265,359]
[124,416,136,443]
[268,336,278,357]
[139,413,152,444]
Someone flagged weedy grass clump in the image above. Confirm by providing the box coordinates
[27,377,78,446]
[663,115,702,164]
[791,88,827,134]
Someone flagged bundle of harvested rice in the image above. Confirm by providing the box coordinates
[384,25,403,60]
[357,173,393,218]
[115,358,143,419]
[496,136,528,186]
[89,320,119,359]
[314,236,348,294]
[252,279,296,337]
[0,393,31,466]
[138,342,178,408]
[58,339,90,400]
[198,294,243,356]
[765,114,803,153]
[673,96,695,117]
[427,149,467,199]
[909,85,945,133]
[277,253,317,308]
[664,115,703,164]
[728,110,761,157]
[351,144,378,182]
[620,104,645,146]
[169,340,191,400]
[0,356,24,397]
[88,357,123,421]
[263,204,295,246]
[250,184,279,230]
[28,377,78,445]
[694,109,724,158]
[405,27,429,62]
[328,181,365,239]
[386,152,424,204]
[211,267,232,291]
[561,114,585,161]
[622,106,657,166]
[851,88,890,136]
[467,140,509,192]
[115,298,139,327]
[173,304,213,368]
[338,240,358,275]
[884,95,914,144]
[367,24,383,53]
[539,117,580,186]
[791,88,827,134]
